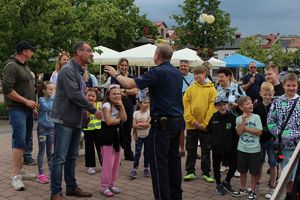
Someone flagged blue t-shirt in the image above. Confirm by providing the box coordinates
[242,73,265,102]
[182,72,194,93]
[134,61,183,116]
[236,114,263,153]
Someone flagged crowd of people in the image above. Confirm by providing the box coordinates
[2,40,300,200]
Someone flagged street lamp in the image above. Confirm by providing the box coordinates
[198,13,215,60]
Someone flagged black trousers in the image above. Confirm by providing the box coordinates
[120,100,134,159]
[83,129,102,167]
[212,150,237,184]
[149,117,183,200]
[185,129,211,175]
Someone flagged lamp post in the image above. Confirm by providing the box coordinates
[198,13,215,60]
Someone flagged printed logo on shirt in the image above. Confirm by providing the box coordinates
[226,123,232,129]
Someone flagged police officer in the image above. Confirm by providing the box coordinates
[104,44,183,200]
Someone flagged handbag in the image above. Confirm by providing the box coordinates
[273,97,299,162]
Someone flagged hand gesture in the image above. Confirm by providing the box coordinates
[250,76,255,84]
[94,110,102,120]
[104,66,117,78]
[25,100,39,110]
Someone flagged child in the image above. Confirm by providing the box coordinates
[267,73,300,200]
[37,81,55,184]
[253,82,277,199]
[183,65,218,183]
[129,96,151,179]
[83,88,102,174]
[207,95,238,195]
[264,64,284,98]
[100,84,127,197]
[233,96,262,200]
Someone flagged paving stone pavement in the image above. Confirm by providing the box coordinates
[0,120,274,200]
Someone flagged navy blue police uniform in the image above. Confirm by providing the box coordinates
[134,61,184,200]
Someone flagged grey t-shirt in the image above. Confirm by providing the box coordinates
[236,114,263,153]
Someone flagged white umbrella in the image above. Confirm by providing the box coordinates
[208,57,226,67]
[171,48,203,67]
[93,46,120,65]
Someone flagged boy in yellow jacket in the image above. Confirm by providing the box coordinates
[183,65,218,183]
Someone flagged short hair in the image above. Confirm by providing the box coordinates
[156,44,173,60]
[248,61,256,67]
[217,68,232,77]
[237,96,252,107]
[283,73,299,85]
[260,82,274,92]
[117,58,129,67]
[264,63,279,74]
[192,64,207,75]
[180,60,190,64]
[73,41,87,56]
[202,61,212,72]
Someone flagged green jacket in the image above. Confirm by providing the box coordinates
[2,55,36,110]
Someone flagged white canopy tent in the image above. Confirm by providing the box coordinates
[208,57,226,67]
[93,46,119,65]
[171,48,203,67]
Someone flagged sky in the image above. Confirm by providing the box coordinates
[134,0,300,36]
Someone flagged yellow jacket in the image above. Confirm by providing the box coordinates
[183,81,218,129]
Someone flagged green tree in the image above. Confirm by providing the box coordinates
[173,0,236,59]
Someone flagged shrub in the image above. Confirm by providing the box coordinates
[0,102,8,116]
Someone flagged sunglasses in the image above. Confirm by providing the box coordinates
[250,67,257,69]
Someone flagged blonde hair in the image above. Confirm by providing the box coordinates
[260,82,274,93]
[192,64,207,75]
[283,73,299,85]
[264,63,279,74]
[237,96,252,107]
[55,51,70,72]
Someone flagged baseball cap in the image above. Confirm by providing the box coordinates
[214,95,229,105]
[16,40,36,53]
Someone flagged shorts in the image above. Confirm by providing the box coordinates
[237,150,261,175]
[8,109,33,149]
[281,149,298,182]
[260,140,277,167]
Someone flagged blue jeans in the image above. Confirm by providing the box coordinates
[8,109,33,154]
[50,123,81,195]
[260,140,277,167]
[37,125,53,175]
[133,137,149,169]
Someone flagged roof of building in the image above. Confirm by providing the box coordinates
[154,21,168,28]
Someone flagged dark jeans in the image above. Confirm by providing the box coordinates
[212,150,237,184]
[50,123,81,195]
[149,117,183,200]
[133,137,149,169]
[37,125,53,175]
[185,129,211,175]
[120,100,134,159]
[83,129,102,167]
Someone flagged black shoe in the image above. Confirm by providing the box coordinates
[216,184,225,195]
[223,181,234,193]
[23,158,37,165]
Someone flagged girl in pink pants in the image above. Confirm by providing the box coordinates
[100,85,127,197]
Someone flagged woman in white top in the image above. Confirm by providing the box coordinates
[50,51,70,86]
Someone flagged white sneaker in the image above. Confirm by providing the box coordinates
[265,188,274,199]
[220,166,227,172]
[87,167,96,174]
[234,171,240,177]
[11,175,25,191]
[20,170,36,180]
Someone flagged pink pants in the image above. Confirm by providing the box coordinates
[100,145,121,189]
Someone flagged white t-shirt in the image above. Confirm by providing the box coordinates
[101,102,119,122]
[133,110,150,138]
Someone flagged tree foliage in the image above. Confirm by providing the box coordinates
[173,0,236,58]
[0,0,155,75]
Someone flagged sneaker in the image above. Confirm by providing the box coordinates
[220,166,227,172]
[184,173,197,181]
[248,190,256,200]
[143,168,150,177]
[109,186,120,194]
[216,184,225,195]
[130,169,137,179]
[223,181,234,193]
[101,188,114,197]
[87,167,96,175]
[37,174,49,184]
[202,174,215,183]
[20,170,36,180]
[11,175,25,191]
[23,158,37,165]
[265,188,274,199]
[234,171,240,177]
[232,188,248,197]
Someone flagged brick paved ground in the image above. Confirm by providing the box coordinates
[0,120,277,200]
